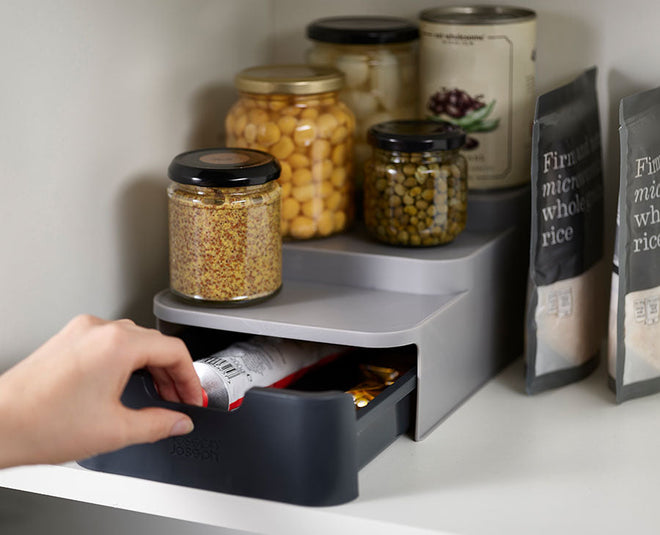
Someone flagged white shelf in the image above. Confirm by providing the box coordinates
[2,359,658,534]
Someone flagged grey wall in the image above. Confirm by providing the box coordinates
[0,0,273,369]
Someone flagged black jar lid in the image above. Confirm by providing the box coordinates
[368,120,466,152]
[307,16,419,45]
[168,148,281,187]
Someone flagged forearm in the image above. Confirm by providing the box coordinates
[0,368,41,469]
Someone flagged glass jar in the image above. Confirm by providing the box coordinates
[167,148,282,305]
[225,65,355,240]
[306,16,419,186]
[364,120,467,247]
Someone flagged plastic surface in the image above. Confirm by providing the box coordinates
[168,148,280,187]
[79,364,416,506]
[367,120,465,151]
[307,16,419,44]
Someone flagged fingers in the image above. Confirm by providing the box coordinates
[121,329,203,407]
[120,407,194,447]
[148,366,181,403]
[61,315,204,407]
[79,319,204,407]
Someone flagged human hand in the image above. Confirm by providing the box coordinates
[0,315,203,469]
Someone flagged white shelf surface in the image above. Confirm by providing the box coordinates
[2,358,659,534]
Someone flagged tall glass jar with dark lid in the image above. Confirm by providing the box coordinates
[306,16,419,184]
[226,64,355,240]
[364,120,467,246]
[167,148,281,305]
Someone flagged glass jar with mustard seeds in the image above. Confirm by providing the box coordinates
[167,148,282,305]
[364,120,467,247]
[225,65,355,240]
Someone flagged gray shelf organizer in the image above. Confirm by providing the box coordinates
[153,187,530,440]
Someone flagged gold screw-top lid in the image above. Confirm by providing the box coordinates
[234,64,345,95]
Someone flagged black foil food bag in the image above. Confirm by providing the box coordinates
[525,67,606,394]
[614,86,660,401]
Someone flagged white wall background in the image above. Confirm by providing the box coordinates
[0,0,658,532]
[0,0,274,369]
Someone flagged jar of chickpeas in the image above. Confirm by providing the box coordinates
[364,120,468,247]
[226,65,356,240]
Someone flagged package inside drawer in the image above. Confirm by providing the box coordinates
[78,325,417,506]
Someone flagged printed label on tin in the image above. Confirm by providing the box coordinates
[420,19,536,189]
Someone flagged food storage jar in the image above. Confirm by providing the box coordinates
[167,148,282,305]
[364,120,467,247]
[306,16,419,185]
[225,65,355,240]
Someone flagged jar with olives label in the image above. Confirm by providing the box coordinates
[364,120,467,246]
[225,65,355,240]
[167,148,282,305]
[419,6,536,190]
[306,16,419,187]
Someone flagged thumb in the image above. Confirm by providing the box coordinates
[121,407,194,446]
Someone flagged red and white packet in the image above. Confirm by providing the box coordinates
[193,336,347,410]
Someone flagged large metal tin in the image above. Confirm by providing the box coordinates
[419,6,537,190]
